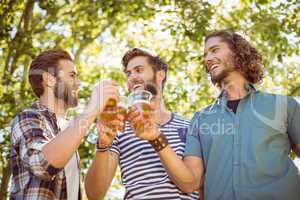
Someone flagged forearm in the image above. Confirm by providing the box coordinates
[199,188,204,200]
[199,180,204,199]
[42,110,96,168]
[158,145,198,193]
[85,151,117,200]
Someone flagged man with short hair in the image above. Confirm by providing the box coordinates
[85,48,199,199]
[10,49,120,199]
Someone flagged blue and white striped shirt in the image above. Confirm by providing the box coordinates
[110,113,199,199]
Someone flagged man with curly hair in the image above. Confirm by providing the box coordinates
[182,31,300,199]
[129,31,300,200]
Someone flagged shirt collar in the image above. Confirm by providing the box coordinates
[31,101,56,118]
[216,83,257,106]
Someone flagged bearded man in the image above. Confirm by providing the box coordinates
[85,48,200,200]
[10,49,119,200]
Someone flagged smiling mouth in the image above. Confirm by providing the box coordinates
[132,84,144,91]
[210,65,219,73]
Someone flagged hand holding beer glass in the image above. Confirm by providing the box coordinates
[127,86,160,140]
[97,82,159,146]
[97,93,127,148]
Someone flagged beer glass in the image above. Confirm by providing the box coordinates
[100,96,128,133]
[128,90,153,134]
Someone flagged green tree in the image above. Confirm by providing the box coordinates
[1,0,299,199]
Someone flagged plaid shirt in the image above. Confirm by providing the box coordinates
[10,102,80,200]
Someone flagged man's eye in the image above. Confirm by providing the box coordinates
[212,48,219,53]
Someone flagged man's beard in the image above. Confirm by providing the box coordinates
[131,74,158,95]
[54,79,78,108]
[144,81,158,96]
[210,63,235,86]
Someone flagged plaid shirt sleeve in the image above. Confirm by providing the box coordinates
[11,109,62,181]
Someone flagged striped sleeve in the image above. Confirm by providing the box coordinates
[110,133,121,156]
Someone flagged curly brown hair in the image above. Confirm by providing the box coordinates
[205,31,264,84]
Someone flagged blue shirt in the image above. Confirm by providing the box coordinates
[185,84,300,200]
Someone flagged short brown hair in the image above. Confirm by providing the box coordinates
[122,48,168,88]
[29,49,73,97]
[205,31,264,84]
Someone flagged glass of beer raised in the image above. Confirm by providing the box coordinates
[128,90,153,134]
[100,97,128,133]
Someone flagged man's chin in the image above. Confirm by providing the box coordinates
[211,75,225,86]
[210,70,231,85]
[63,97,79,108]
[211,75,220,83]
[69,99,79,108]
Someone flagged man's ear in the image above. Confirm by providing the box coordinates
[42,72,56,88]
[156,70,166,84]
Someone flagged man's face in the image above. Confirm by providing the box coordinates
[204,37,236,85]
[125,56,159,93]
[54,59,79,108]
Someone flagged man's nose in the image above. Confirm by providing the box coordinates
[204,54,214,72]
[204,53,214,66]
[128,72,139,82]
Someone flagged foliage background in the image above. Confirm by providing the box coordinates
[0,0,299,199]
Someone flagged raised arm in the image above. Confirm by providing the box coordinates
[85,110,124,200]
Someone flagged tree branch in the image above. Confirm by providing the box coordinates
[0,161,12,200]
[3,0,35,85]
[74,21,112,64]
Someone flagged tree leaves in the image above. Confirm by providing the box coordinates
[0,1,299,199]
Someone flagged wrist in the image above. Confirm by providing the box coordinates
[96,139,111,152]
[149,132,169,152]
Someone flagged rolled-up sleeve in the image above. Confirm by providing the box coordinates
[287,97,300,145]
[184,112,202,158]
[11,110,62,180]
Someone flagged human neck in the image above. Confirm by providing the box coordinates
[39,93,67,118]
[154,93,171,125]
[220,73,248,100]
